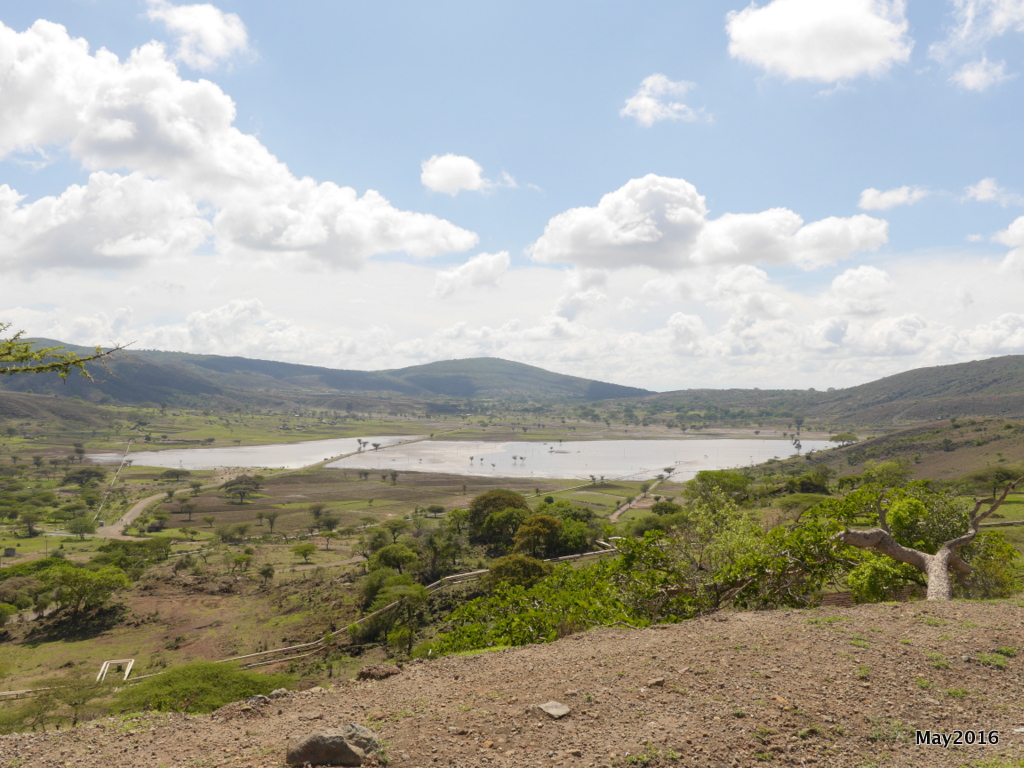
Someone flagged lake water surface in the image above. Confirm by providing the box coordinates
[90,434,421,470]
[327,438,831,481]
[91,435,831,480]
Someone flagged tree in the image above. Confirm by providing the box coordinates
[381,519,410,543]
[264,511,280,533]
[258,563,275,585]
[160,469,192,482]
[650,500,683,517]
[513,515,563,558]
[480,507,529,552]
[0,322,122,377]
[202,515,216,528]
[829,432,859,447]
[20,511,41,537]
[189,481,203,496]
[481,553,553,592]
[371,543,418,574]
[221,475,259,504]
[834,477,1024,600]
[468,489,530,543]
[292,543,316,563]
[321,531,339,550]
[67,517,97,540]
[62,467,107,487]
[44,566,131,615]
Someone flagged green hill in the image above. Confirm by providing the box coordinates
[0,342,652,406]
[648,355,1024,427]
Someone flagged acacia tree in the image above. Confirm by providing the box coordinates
[835,477,1023,600]
[0,322,123,377]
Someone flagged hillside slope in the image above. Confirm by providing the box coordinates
[650,355,1024,427]
[0,342,652,405]
[4,600,1022,767]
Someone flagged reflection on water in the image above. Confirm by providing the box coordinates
[89,435,422,470]
[327,438,831,481]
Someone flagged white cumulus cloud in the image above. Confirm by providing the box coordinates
[858,185,929,210]
[0,172,211,271]
[0,20,477,271]
[964,178,1024,206]
[146,0,251,71]
[996,215,1024,273]
[433,251,510,298]
[619,74,705,127]
[529,175,887,271]
[952,56,1013,90]
[820,265,895,315]
[726,0,913,83]
[420,154,516,195]
[552,269,608,320]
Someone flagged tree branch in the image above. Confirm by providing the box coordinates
[834,528,929,571]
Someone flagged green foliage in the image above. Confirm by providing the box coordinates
[62,467,107,487]
[512,515,562,557]
[221,474,260,503]
[847,552,922,603]
[370,543,418,574]
[683,470,752,502]
[291,543,316,563]
[0,322,113,377]
[67,516,97,539]
[428,561,640,654]
[650,500,683,516]
[43,566,131,614]
[480,554,553,592]
[480,507,529,552]
[0,602,16,627]
[955,532,1024,599]
[113,662,291,714]
[468,489,530,543]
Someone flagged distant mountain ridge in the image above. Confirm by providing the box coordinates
[0,342,652,405]
[5,340,1024,425]
[650,355,1024,426]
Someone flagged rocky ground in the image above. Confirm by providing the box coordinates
[3,600,1024,767]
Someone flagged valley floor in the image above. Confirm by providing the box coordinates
[3,600,1023,767]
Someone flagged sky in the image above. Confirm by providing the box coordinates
[1,0,1023,392]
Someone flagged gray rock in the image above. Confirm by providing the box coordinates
[285,726,380,767]
[537,701,571,719]
[244,695,270,706]
[268,688,290,699]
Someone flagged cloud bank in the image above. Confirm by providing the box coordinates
[0,20,477,272]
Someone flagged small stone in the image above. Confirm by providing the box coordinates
[537,701,571,719]
[244,695,270,706]
[569,748,583,757]
[269,688,289,699]
[482,740,494,749]
[565,689,580,697]
[646,678,665,688]
[286,725,380,767]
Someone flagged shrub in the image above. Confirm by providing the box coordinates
[113,662,291,714]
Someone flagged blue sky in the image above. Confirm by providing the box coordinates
[1,0,1023,390]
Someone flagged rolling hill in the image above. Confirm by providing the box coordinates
[647,355,1024,427]
[0,342,652,406]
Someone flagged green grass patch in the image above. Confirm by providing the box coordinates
[113,661,291,714]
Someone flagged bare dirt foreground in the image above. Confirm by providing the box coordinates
[4,601,1024,768]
